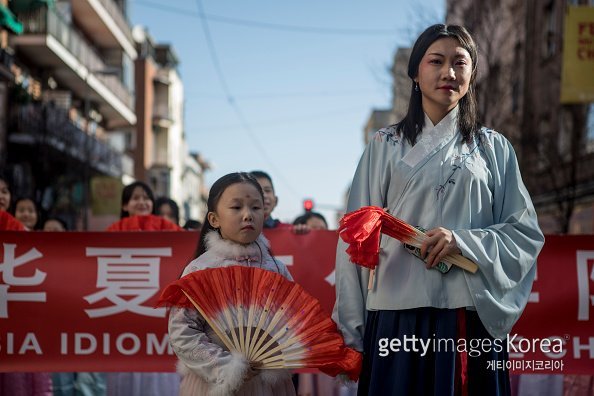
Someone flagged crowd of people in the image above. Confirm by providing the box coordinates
[1,22,567,396]
[0,171,327,235]
[0,169,330,396]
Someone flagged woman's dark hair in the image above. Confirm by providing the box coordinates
[195,172,264,258]
[293,211,328,228]
[120,181,155,219]
[155,197,180,225]
[396,24,479,145]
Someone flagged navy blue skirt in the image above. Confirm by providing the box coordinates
[357,308,510,396]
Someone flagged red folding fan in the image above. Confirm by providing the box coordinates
[339,206,478,273]
[106,214,183,231]
[158,266,362,381]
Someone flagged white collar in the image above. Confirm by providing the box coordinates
[423,105,459,130]
[402,106,459,168]
[204,230,270,261]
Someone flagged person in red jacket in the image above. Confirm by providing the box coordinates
[107,181,182,231]
[106,181,182,395]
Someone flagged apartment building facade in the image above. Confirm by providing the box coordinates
[3,0,136,229]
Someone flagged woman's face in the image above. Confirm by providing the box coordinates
[123,186,153,216]
[15,199,37,230]
[416,37,472,123]
[208,182,264,245]
[0,180,10,211]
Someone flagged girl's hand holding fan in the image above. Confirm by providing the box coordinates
[158,266,362,381]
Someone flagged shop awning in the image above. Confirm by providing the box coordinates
[0,4,23,35]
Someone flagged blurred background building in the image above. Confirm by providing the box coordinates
[0,0,208,229]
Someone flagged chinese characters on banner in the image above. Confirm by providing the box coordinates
[0,231,592,374]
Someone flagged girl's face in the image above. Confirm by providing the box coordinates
[255,177,277,219]
[416,37,472,123]
[306,217,328,230]
[15,199,37,230]
[0,180,10,211]
[43,219,66,232]
[158,203,176,224]
[208,182,264,245]
[123,186,153,216]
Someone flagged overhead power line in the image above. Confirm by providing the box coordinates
[193,0,300,197]
[192,106,363,131]
[134,0,404,36]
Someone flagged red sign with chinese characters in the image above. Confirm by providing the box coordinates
[0,231,592,374]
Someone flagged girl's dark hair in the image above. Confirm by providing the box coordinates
[396,24,479,145]
[293,211,328,228]
[250,170,275,192]
[155,197,180,225]
[43,216,69,231]
[120,181,155,219]
[195,172,264,258]
[183,219,202,231]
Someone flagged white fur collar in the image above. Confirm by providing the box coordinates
[204,230,270,261]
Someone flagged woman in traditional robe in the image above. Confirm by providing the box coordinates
[333,24,544,396]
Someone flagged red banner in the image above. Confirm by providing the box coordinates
[0,231,592,374]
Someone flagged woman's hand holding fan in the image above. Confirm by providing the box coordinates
[157,266,362,381]
[338,206,478,273]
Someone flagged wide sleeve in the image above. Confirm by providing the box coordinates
[332,135,390,351]
[451,133,545,338]
[168,306,250,395]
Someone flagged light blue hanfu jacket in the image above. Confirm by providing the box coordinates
[333,107,545,350]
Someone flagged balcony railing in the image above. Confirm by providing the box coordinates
[9,103,124,177]
[16,6,133,111]
[94,0,134,45]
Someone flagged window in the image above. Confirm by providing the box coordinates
[543,1,558,58]
[587,104,594,153]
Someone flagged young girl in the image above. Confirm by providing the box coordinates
[106,181,181,395]
[0,175,11,212]
[334,25,544,395]
[119,181,155,218]
[12,197,40,231]
[155,197,181,226]
[169,172,296,396]
[0,175,24,231]
[107,181,182,231]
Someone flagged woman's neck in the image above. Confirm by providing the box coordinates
[423,103,457,126]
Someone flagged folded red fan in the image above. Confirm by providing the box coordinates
[106,214,183,231]
[338,206,478,273]
[157,266,362,381]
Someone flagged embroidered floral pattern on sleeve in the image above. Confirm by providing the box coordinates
[373,126,401,146]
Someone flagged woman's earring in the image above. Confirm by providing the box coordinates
[414,82,419,92]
